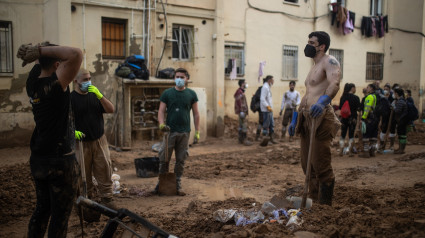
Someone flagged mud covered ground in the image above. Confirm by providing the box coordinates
[1,118,425,237]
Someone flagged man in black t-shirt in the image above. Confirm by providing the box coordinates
[18,43,82,238]
[71,68,115,207]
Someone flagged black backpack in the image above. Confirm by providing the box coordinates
[125,55,149,80]
[406,100,419,121]
[250,86,262,113]
[374,93,391,117]
[157,68,175,79]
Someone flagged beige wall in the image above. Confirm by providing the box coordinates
[1,0,425,147]
[222,0,389,121]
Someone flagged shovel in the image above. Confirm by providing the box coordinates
[290,118,315,209]
[76,139,101,223]
[158,127,177,195]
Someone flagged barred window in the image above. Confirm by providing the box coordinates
[370,0,383,15]
[366,52,384,81]
[102,18,126,59]
[0,21,13,73]
[282,45,298,80]
[172,24,194,61]
[224,43,245,76]
[329,49,344,79]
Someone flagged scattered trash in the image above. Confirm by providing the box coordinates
[112,174,121,194]
[286,196,312,209]
[261,201,277,215]
[213,209,237,223]
[152,142,162,152]
[114,167,118,172]
[286,209,303,230]
[235,210,265,226]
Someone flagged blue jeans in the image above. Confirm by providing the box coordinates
[262,111,274,136]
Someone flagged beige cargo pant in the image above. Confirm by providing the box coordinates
[76,134,113,199]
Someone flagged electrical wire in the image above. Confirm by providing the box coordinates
[155,0,168,77]
[247,0,330,21]
[389,27,425,37]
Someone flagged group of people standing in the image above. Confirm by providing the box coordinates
[338,80,417,158]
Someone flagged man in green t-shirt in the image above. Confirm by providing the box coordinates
[155,68,200,195]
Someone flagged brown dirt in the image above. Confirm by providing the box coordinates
[1,117,425,237]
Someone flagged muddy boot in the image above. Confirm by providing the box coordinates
[289,136,294,142]
[359,140,370,158]
[319,179,335,206]
[255,128,261,141]
[101,196,118,210]
[176,178,186,196]
[270,132,278,144]
[339,138,345,156]
[260,130,269,146]
[395,136,407,154]
[238,131,244,144]
[280,128,286,142]
[308,178,320,201]
[369,139,377,157]
[242,133,253,146]
[389,137,395,151]
[348,138,354,157]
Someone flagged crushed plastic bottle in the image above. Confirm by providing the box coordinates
[111,173,121,194]
[261,201,277,215]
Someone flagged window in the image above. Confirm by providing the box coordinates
[102,18,126,59]
[282,45,298,80]
[224,43,245,76]
[366,52,384,81]
[329,49,344,79]
[172,24,194,60]
[370,0,383,15]
[0,21,13,73]
[337,0,346,7]
[284,0,298,3]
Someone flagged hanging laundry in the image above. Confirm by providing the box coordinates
[258,61,266,83]
[230,58,237,80]
[343,10,354,35]
[336,6,347,28]
[226,58,233,74]
[349,11,356,32]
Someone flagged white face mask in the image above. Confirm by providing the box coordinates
[245,84,249,89]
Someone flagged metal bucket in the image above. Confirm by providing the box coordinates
[134,157,159,178]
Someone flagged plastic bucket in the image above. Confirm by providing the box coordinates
[134,157,159,178]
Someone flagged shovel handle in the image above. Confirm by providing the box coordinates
[77,140,88,197]
[302,118,316,208]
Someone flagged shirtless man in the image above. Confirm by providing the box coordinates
[288,31,341,206]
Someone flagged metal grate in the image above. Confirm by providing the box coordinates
[282,45,298,80]
[224,44,245,76]
[370,0,383,15]
[172,24,194,61]
[329,49,344,79]
[102,18,126,59]
[366,52,384,81]
[0,21,13,73]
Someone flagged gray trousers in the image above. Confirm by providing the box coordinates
[159,132,189,185]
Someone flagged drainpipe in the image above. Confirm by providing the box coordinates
[313,0,317,31]
[147,0,151,68]
[83,2,87,68]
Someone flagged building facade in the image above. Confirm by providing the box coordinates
[0,0,424,147]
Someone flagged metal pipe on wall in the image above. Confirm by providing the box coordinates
[83,2,86,68]
[147,0,151,68]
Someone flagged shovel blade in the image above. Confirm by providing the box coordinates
[287,196,313,209]
[158,172,177,196]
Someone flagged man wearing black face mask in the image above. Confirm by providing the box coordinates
[288,31,341,206]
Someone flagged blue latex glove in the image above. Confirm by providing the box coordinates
[288,111,298,136]
[310,95,331,118]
